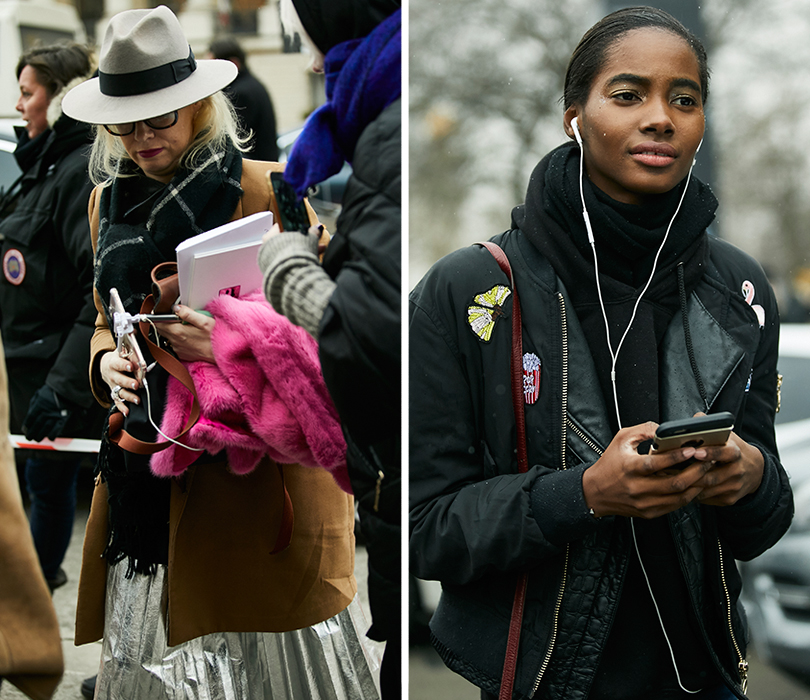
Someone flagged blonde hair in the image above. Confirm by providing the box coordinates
[88,91,249,185]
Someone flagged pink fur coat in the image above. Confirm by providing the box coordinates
[150,291,350,493]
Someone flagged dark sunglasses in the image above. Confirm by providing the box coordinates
[104,111,179,136]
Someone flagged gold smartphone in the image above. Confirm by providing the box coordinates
[652,412,734,453]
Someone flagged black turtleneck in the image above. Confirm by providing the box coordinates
[513,142,724,698]
[513,141,716,431]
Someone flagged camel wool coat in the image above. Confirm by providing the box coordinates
[0,333,63,698]
[75,160,355,647]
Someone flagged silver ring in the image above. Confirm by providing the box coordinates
[111,385,122,401]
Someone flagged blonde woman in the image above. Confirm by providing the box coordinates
[62,6,378,698]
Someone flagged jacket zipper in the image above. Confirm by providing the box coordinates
[567,418,604,457]
[559,293,569,468]
[531,293,571,696]
[532,299,746,697]
[717,538,748,694]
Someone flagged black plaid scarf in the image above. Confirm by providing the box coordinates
[95,143,243,576]
[95,144,244,317]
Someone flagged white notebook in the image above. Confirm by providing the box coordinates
[176,211,274,309]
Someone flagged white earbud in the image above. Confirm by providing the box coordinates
[571,116,583,147]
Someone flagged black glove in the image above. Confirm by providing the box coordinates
[22,385,76,442]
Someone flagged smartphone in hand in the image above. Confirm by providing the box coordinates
[270,171,310,233]
[651,412,735,469]
[109,288,148,383]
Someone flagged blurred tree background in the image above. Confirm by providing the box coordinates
[409,0,810,320]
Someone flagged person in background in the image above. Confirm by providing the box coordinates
[0,333,63,700]
[62,7,378,699]
[258,1,401,697]
[0,43,105,593]
[208,36,279,161]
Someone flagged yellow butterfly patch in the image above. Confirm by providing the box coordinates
[467,285,511,342]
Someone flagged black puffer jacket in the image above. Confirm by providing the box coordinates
[318,98,401,641]
[409,227,792,699]
[0,108,102,436]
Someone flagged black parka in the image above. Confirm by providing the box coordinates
[409,227,793,699]
[318,98,401,641]
[0,114,101,436]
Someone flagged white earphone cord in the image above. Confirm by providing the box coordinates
[575,119,700,694]
[576,125,697,430]
[141,318,203,453]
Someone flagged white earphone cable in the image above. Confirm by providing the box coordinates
[574,118,698,431]
[140,317,203,453]
[574,119,701,694]
[631,519,701,694]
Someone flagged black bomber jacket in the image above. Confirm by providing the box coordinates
[409,228,793,700]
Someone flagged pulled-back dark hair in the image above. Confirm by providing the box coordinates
[563,6,709,109]
[16,43,93,99]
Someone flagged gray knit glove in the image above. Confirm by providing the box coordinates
[258,230,336,338]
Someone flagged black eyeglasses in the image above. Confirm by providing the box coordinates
[104,111,179,136]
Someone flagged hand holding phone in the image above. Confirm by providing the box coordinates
[109,288,148,383]
[269,171,310,233]
[651,412,735,470]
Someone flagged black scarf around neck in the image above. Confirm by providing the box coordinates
[513,142,718,432]
[95,143,243,576]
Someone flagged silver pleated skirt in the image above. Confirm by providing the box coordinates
[94,561,381,699]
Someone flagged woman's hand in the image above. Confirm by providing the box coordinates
[691,432,764,506]
[100,350,140,416]
[157,305,216,363]
[582,421,715,519]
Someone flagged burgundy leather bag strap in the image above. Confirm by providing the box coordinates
[150,261,180,314]
[476,241,528,700]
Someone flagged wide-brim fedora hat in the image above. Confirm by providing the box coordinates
[62,5,237,125]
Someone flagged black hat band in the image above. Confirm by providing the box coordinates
[98,47,197,97]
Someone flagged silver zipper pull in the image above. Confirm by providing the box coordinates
[739,659,749,694]
[373,470,384,512]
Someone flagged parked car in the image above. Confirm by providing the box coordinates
[741,322,810,681]
[0,118,22,199]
